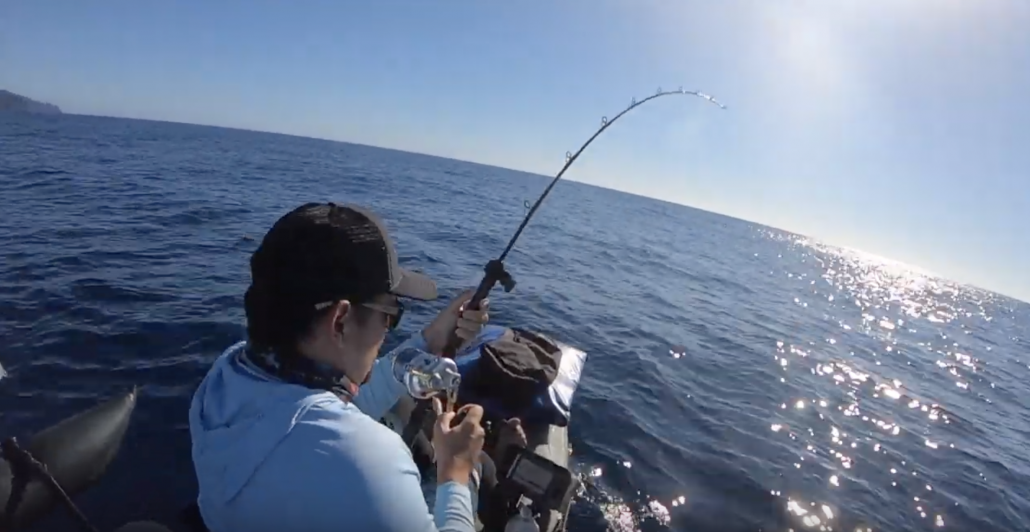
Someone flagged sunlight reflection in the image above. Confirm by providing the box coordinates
[752,231,1008,530]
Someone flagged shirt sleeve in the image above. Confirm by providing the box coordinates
[232,405,477,532]
[434,482,476,532]
[352,332,430,420]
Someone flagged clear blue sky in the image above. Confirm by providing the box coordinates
[3,1,1028,301]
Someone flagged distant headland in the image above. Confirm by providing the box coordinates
[0,90,62,114]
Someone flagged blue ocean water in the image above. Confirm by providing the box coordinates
[1,112,1029,532]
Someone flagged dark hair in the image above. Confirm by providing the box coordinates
[244,282,375,357]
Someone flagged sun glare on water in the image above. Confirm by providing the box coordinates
[543,228,1019,532]
[755,231,1013,531]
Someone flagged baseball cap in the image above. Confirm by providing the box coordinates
[249,202,438,308]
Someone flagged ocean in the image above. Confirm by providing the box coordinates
[1,112,1028,532]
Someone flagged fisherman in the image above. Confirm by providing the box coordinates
[188,202,492,532]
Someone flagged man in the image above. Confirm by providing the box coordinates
[189,202,491,532]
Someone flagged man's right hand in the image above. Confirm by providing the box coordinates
[432,398,485,485]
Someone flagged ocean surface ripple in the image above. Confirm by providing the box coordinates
[2,113,1028,532]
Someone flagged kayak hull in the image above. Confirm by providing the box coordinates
[0,389,137,530]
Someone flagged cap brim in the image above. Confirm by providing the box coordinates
[391,268,438,301]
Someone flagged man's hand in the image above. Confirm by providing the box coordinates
[422,290,490,355]
[432,397,486,485]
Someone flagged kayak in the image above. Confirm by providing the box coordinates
[0,338,587,532]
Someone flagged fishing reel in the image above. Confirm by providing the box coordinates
[392,346,462,400]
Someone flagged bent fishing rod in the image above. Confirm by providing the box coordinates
[403,87,727,447]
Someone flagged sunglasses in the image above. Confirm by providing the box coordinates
[362,300,405,331]
[315,298,403,327]
[313,298,405,330]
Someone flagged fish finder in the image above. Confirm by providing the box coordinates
[499,449,576,515]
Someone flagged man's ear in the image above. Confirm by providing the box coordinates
[332,300,352,335]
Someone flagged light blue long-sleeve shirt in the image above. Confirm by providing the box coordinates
[188,333,475,532]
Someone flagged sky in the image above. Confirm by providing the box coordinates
[2,1,1028,301]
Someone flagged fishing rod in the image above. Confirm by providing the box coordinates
[402,87,727,447]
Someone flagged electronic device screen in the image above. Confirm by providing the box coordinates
[510,455,554,495]
[498,449,576,516]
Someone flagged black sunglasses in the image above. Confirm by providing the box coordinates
[313,299,405,331]
[361,300,405,331]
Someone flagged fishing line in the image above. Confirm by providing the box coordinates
[403,87,727,447]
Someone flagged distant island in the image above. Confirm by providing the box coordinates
[0,90,62,114]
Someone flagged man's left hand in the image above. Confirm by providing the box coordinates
[422,290,490,356]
